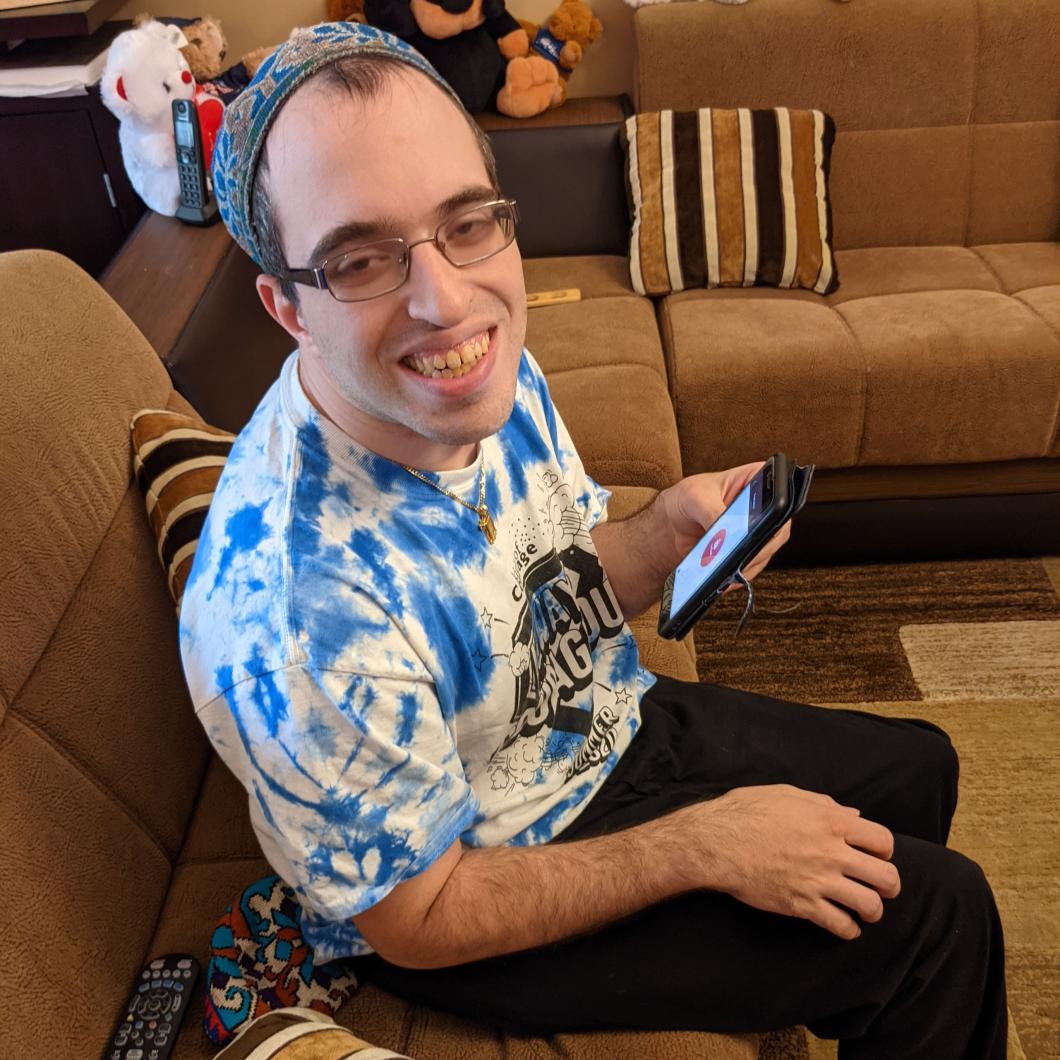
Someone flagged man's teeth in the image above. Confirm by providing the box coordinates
[405,333,489,378]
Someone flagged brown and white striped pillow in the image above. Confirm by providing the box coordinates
[624,107,839,296]
[216,1008,410,1059]
[131,409,235,607]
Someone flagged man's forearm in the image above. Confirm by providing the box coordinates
[390,801,711,969]
[591,491,681,618]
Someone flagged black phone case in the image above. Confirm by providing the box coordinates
[657,456,815,641]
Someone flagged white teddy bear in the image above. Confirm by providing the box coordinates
[100,20,196,216]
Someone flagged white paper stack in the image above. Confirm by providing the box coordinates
[0,20,127,97]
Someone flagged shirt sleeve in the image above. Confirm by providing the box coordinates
[520,348,611,530]
[199,664,479,923]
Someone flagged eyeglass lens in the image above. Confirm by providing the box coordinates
[324,201,516,302]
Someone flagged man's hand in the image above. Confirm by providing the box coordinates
[684,784,901,940]
[660,463,791,586]
[591,462,791,619]
[356,782,901,968]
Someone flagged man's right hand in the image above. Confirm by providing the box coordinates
[355,783,901,969]
[684,784,902,940]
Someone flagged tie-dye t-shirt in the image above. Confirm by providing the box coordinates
[179,349,653,961]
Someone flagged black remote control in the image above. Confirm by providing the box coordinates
[102,953,200,1060]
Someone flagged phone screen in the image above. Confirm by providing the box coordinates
[669,467,770,618]
[176,120,195,149]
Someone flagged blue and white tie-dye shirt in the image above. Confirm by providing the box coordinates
[179,349,653,961]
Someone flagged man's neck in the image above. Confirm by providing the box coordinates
[296,353,478,472]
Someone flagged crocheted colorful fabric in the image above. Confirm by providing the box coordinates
[211,21,461,269]
[205,874,360,1046]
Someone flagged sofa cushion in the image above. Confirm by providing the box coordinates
[659,245,1060,474]
[523,254,636,300]
[624,108,838,296]
[970,242,1060,296]
[527,294,684,491]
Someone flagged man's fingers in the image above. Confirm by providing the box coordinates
[829,877,886,925]
[808,899,861,941]
[844,816,895,860]
[845,849,902,899]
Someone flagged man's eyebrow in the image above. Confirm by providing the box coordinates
[305,184,499,266]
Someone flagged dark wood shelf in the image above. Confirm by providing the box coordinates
[101,210,233,359]
[0,0,123,41]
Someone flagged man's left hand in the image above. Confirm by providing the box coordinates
[660,463,791,585]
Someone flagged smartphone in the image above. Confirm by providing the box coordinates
[172,98,219,226]
[657,454,814,640]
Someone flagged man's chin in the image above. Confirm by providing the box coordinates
[419,394,518,448]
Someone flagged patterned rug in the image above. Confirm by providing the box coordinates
[695,557,1060,1060]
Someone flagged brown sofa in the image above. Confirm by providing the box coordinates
[522,0,1059,561]
[2,0,1056,1057]
[0,247,774,1060]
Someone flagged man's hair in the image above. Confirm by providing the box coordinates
[251,56,501,305]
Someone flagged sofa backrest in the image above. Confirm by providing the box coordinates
[633,0,1058,250]
[0,250,211,1053]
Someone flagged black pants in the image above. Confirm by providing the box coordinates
[357,676,1007,1058]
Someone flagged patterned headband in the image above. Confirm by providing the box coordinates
[211,22,461,269]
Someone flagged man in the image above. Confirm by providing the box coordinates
[181,23,1006,1057]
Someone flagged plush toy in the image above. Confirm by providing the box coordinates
[178,16,229,80]
[326,0,367,21]
[100,19,196,216]
[506,0,602,114]
[363,0,558,118]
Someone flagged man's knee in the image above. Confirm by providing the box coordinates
[891,720,960,842]
[895,838,1000,945]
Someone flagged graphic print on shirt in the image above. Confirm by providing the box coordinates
[481,470,630,794]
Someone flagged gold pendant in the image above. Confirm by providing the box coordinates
[478,508,497,544]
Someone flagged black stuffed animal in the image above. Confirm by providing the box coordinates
[363,0,559,117]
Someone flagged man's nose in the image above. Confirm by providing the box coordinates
[403,240,473,327]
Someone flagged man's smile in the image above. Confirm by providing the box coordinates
[401,327,495,383]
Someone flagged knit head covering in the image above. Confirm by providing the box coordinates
[211,22,461,269]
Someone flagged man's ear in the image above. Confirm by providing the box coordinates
[256,273,309,344]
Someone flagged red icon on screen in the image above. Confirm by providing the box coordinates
[700,529,726,567]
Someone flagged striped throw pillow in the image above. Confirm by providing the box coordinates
[131,409,235,607]
[625,107,838,297]
[216,1008,410,1059]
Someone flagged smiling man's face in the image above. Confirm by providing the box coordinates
[257,68,527,470]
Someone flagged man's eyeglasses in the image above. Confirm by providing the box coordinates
[281,198,519,303]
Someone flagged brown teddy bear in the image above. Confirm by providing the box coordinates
[179,16,229,80]
[326,0,367,21]
[504,0,602,114]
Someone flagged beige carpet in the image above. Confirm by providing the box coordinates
[693,557,1060,1059]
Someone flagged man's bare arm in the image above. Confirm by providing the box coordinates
[354,785,901,970]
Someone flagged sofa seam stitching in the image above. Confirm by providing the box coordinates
[544,360,667,382]
[962,0,981,247]
[832,284,1013,306]
[1009,294,1060,453]
[830,306,871,466]
[174,853,269,869]
[966,247,1007,293]
[6,709,174,865]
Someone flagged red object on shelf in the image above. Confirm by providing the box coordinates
[193,86,223,169]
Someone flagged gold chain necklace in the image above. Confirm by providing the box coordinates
[398,453,497,544]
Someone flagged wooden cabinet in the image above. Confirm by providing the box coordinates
[0,85,145,277]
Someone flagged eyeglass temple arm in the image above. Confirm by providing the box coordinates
[279,265,328,289]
